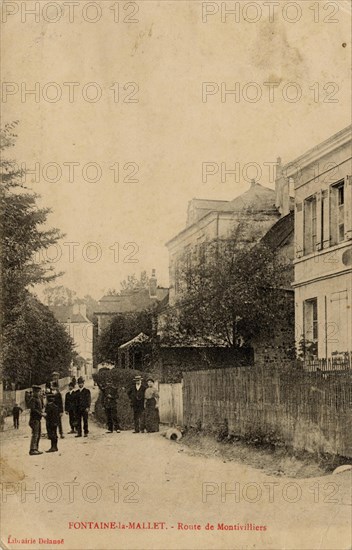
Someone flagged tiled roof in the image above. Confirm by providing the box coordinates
[49,306,91,324]
[95,288,169,315]
[229,182,277,212]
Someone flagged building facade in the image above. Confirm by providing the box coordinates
[94,270,168,336]
[283,125,352,363]
[166,180,290,306]
[50,303,93,378]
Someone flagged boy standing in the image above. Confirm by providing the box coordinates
[12,403,23,429]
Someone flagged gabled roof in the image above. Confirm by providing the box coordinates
[49,305,91,324]
[95,288,169,315]
[119,332,150,349]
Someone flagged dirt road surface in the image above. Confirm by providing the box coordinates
[1,385,351,550]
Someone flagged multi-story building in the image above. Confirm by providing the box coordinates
[94,270,168,336]
[283,125,352,365]
[166,180,292,306]
[50,303,93,378]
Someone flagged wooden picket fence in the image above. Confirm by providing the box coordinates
[182,367,352,457]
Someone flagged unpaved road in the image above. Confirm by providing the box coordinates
[1,385,351,550]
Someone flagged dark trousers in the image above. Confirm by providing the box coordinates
[29,419,41,451]
[133,407,145,433]
[105,407,120,431]
[68,410,76,431]
[77,410,89,435]
[13,414,19,429]
[47,424,58,450]
[58,415,63,436]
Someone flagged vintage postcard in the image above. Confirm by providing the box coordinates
[1,1,351,549]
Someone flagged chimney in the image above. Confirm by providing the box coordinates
[149,269,157,298]
[275,157,290,216]
[79,303,87,317]
[73,303,79,315]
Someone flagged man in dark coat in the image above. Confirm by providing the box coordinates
[29,385,43,455]
[52,388,65,439]
[127,375,146,433]
[103,384,121,433]
[75,377,91,437]
[12,403,23,429]
[45,393,60,452]
[65,382,77,433]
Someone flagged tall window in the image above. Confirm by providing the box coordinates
[304,298,318,342]
[304,195,317,254]
[330,181,345,245]
[337,184,345,242]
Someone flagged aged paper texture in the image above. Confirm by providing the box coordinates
[1,1,351,550]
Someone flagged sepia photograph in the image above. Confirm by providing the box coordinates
[0,1,351,549]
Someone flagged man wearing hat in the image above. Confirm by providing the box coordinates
[45,393,60,452]
[65,382,77,433]
[127,375,146,433]
[29,385,44,455]
[75,377,91,437]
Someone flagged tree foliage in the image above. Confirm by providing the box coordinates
[161,234,293,348]
[97,309,154,365]
[107,270,150,296]
[42,285,77,307]
[2,293,74,388]
[1,123,74,387]
[1,123,64,323]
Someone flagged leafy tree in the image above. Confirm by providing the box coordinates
[107,270,150,296]
[97,309,154,365]
[1,123,75,386]
[1,122,63,325]
[2,293,73,388]
[162,234,293,348]
[43,285,77,306]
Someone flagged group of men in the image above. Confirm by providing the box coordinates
[28,375,91,456]
[27,373,158,454]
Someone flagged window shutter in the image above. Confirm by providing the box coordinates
[329,186,338,245]
[295,202,303,258]
[345,175,352,240]
[316,191,323,250]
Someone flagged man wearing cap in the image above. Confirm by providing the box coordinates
[29,385,43,455]
[127,376,146,433]
[65,382,77,433]
[75,377,91,437]
[45,393,60,452]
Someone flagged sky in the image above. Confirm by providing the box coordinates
[2,0,351,299]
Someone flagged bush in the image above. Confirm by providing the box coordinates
[93,367,152,429]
